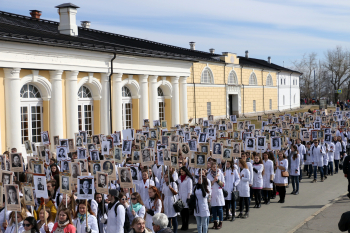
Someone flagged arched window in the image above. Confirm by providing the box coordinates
[266,74,273,86]
[78,85,93,136]
[249,73,257,85]
[201,67,214,84]
[158,87,165,121]
[20,84,43,144]
[122,86,132,130]
[228,70,238,85]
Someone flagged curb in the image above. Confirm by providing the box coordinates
[287,192,348,233]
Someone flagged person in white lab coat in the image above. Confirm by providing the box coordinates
[137,170,155,204]
[3,210,25,233]
[72,201,99,233]
[311,140,326,182]
[207,162,225,230]
[237,159,250,219]
[145,186,162,233]
[328,141,335,176]
[290,145,301,195]
[304,142,313,178]
[274,151,288,203]
[223,161,240,221]
[320,139,329,179]
[262,152,274,204]
[194,174,210,233]
[252,154,264,208]
[334,136,344,174]
[95,193,108,233]
[177,166,193,231]
[296,139,306,181]
[161,173,178,233]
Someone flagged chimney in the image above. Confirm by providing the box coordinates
[81,21,91,29]
[55,3,80,36]
[245,50,249,58]
[189,42,196,50]
[209,48,215,54]
[268,56,271,64]
[30,10,42,19]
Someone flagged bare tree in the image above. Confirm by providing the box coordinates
[292,53,317,99]
[323,46,350,102]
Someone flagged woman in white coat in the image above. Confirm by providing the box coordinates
[194,175,211,233]
[252,153,264,208]
[328,142,335,176]
[127,192,146,227]
[177,166,193,231]
[95,193,108,233]
[237,159,250,219]
[262,152,274,204]
[3,211,25,233]
[73,201,99,233]
[137,169,155,204]
[304,142,313,178]
[145,186,162,233]
[162,173,178,233]
[223,161,240,221]
[37,208,54,233]
[207,162,225,230]
[290,145,301,195]
[274,151,288,203]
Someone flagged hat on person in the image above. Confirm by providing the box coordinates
[109,189,119,198]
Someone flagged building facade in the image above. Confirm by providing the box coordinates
[0,4,300,156]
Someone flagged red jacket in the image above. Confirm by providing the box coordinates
[51,223,76,233]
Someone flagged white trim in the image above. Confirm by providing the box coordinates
[156,80,172,99]
[20,74,52,100]
[121,76,141,99]
[249,71,258,85]
[200,66,215,84]
[78,100,94,135]
[77,76,102,100]
[228,70,238,85]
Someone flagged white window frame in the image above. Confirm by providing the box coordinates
[122,86,133,130]
[158,87,165,121]
[266,74,273,86]
[78,85,94,136]
[201,67,214,84]
[249,73,257,85]
[253,100,256,112]
[269,99,272,110]
[228,70,238,85]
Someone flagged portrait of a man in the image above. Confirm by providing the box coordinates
[93,163,101,175]
[223,149,231,159]
[120,169,131,183]
[80,179,92,195]
[102,161,113,175]
[61,176,69,190]
[37,178,44,191]
[98,174,107,188]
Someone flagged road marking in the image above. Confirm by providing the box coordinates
[288,192,347,233]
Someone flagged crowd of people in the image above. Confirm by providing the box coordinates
[0,109,350,233]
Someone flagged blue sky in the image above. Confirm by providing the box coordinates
[2,0,350,67]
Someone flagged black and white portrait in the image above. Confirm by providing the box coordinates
[41,131,50,145]
[203,120,209,127]
[34,164,42,174]
[23,186,33,202]
[257,136,266,150]
[120,168,132,183]
[101,141,110,155]
[33,176,48,198]
[237,122,244,131]
[188,140,197,151]
[199,133,207,143]
[213,143,222,155]
[246,138,255,151]
[325,133,332,143]
[76,136,83,147]
[314,121,321,130]
[54,136,60,146]
[102,161,113,175]
[78,176,94,199]
[163,149,170,161]
[271,137,281,150]
[170,143,178,153]
[122,140,132,154]
[161,136,169,145]
[223,149,231,159]
[230,115,237,123]
[97,173,108,188]
[133,150,140,162]
[56,146,67,161]
[10,153,23,172]
[90,150,99,161]
[92,163,101,175]
[153,120,160,127]
[6,185,19,205]
[24,140,32,154]
[201,145,208,153]
[78,148,87,159]
[197,154,205,165]
[142,149,151,162]
[79,131,87,144]
[171,155,178,167]
[61,176,70,191]
[181,143,190,155]
[114,148,121,161]
[92,135,100,145]
[150,130,157,139]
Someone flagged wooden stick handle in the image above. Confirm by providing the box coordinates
[86,199,88,228]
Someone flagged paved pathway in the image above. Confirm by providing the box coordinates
[176,172,348,233]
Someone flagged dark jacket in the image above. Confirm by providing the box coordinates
[343,155,350,178]
[156,228,174,233]
[338,211,350,232]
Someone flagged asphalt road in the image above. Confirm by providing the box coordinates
[177,172,348,233]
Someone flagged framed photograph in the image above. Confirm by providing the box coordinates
[208,115,214,121]
[324,133,332,143]
[230,115,237,123]
[314,121,321,130]
[257,136,266,150]
[60,160,70,173]
[76,136,83,147]
[24,140,33,154]
[56,146,68,161]
[96,172,109,194]
[311,130,318,141]
[90,161,101,176]
[163,149,171,166]
[188,140,197,152]
[101,141,110,155]
[141,149,153,166]
[222,147,232,160]
[122,128,135,140]
[271,137,281,150]
[60,173,71,194]
[77,176,94,199]
[112,133,121,146]
[170,154,178,169]
[317,130,324,140]
[33,175,48,198]
[132,150,141,164]
[113,147,123,163]
[170,142,178,154]
[67,139,75,152]
[22,184,34,206]
[101,160,117,180]
[198,143,208,154]
[232,142,241,157]
[77,148,87,160]
[41,131,50,145]
[212,142,223,159]
[245,137,255,151]
[70,162,81,181]
[1,171,13,185]
[194,153,207,168]
[5,184,20,211]
[53,136,60,148]
[10,153,23,172]
[76,159,89,176]
[161,120,167,128]
[290,130,299,140]
[60,139,68,148]
[32,161,44,174]
[198,133,207,143]
[128,165,139,181]
[92,135,101,145]
[79,131,87,145]
[90,149,100,161]
[122,140,132,155]
[118,167,133,189]
[147,139,156,150]
[149,130,158,140]
[180,143,190,157]
[203,120,209,127]
[248,124,255,132]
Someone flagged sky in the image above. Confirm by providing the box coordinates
[2,0,350,67]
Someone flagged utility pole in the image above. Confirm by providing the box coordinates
[314,69,316,99]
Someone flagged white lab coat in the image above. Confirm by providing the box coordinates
[177,176,193,208]
[4,221,24,233]
[96,204,108,233]
[223,168,240,200]
[328,142,335,162]
[106,201,125,233]
[145,199,162,233]
[334,141,342,160]
[193,188,210,217]
[262,159,274,190]
[38,221,54,233]
[247,161,254,185]
[321,143,329,165]
[296,143,306,165]
[252,163,264,189]
[127,205,145,226]
[304,147,313,165]
[137,179,155,204]
[207,170,225,207]
[311,145,326,167]
[274,159,288,185]
[0,208,11,232]
[290,154,301,176]
[237,168,250,197]
[73,214,99,233]
[162,182,178,217]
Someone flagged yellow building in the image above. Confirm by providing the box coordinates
[0,4,300,156]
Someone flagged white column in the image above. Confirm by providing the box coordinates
[49,70,64,144]
[149,75,158,127]
[139,75,149,127]
[100,73,110,135]
[171,76,180,126]
[180,76,188,124]
[4,68,22,152]
[65,71,79,138]
[112,73,123,132]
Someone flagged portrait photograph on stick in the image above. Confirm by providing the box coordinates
[222,147,232,160]
[101,160,117,180]
[41,131,50,145]
[1,171,13,185]
[118,167,134,189]
[33,175,48,199]
[96,172,109,194]
[60,173,71,194]
[56,146,68,161]
[70,162,81,181]
[141,148,153,166]
[90,162,101,177]
[5,184,20,211]
[232,142,241,157]
[10,153,23,172]
[195,153,207,169]
[76,159,89,176]
[77,176,94,199]
[212,142,223,159]
[271,137,281,150]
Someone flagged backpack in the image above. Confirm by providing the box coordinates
[115,202,130,233]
